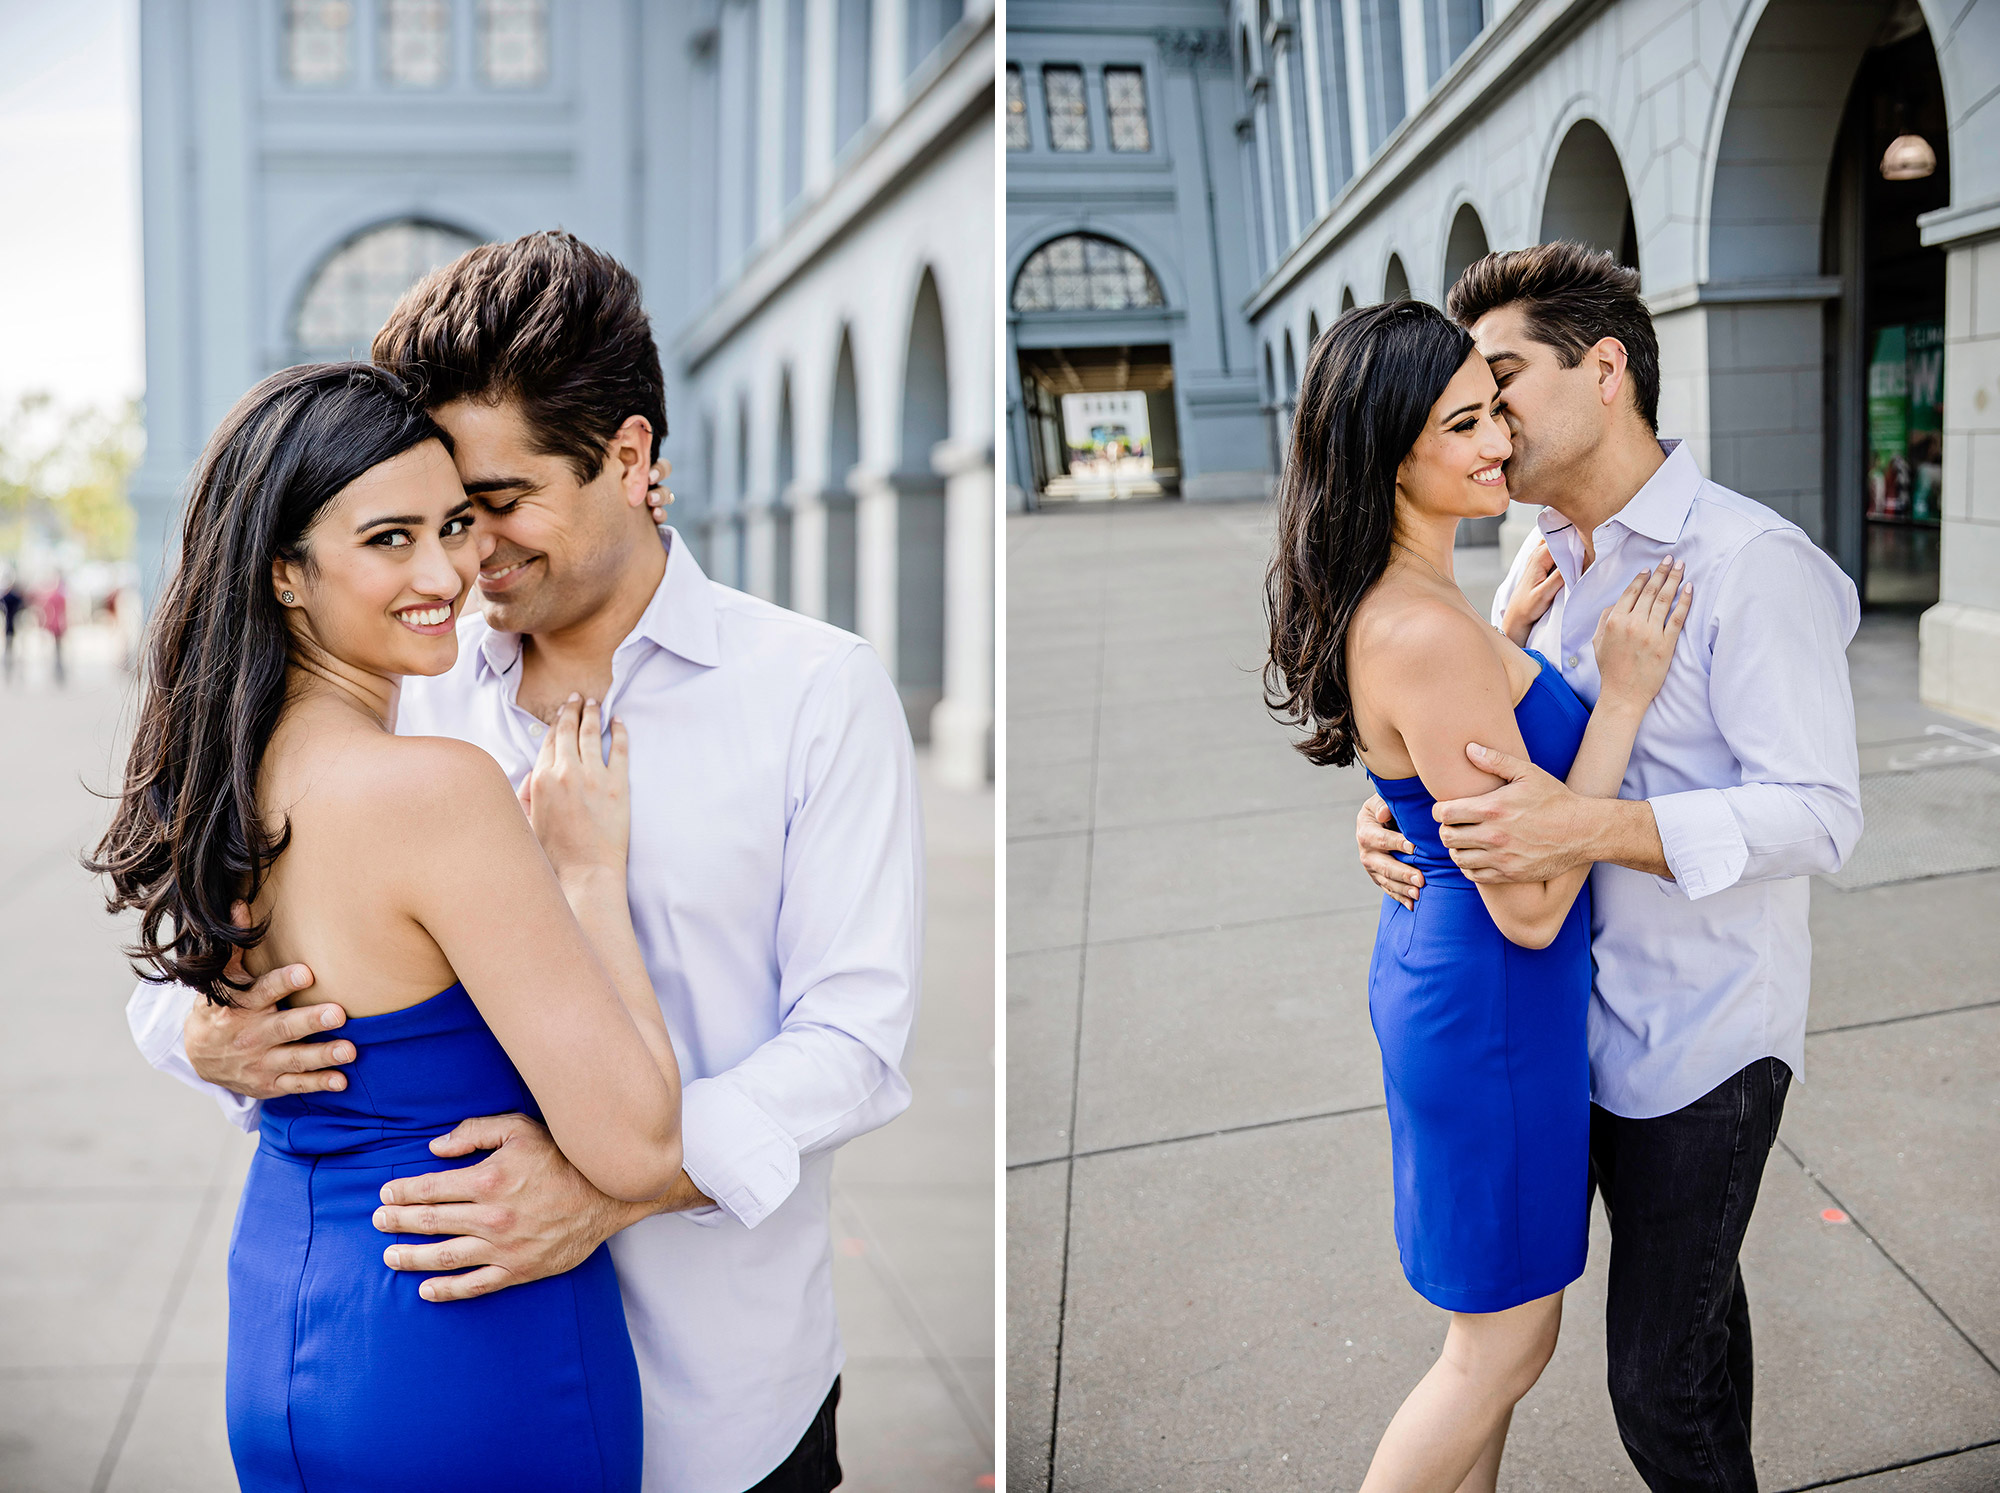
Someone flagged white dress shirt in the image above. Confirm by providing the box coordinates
[1488,441,1861,1119]
[127,528,924,1493]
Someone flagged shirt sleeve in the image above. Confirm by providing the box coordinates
[1650,529,1863,899]
[676,643,923,1230]
[126,979,264,1133]
[1488,519,1542,629]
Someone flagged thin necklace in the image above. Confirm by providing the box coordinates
[1392,540,1452,588]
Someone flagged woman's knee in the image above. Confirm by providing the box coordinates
[1449,1296,1562,1403]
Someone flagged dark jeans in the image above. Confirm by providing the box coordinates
[746,1377,841,1493]
[1590,1058,1792,1493]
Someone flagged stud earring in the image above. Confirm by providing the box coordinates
[280,591,295,604]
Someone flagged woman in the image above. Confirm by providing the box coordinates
[91,364,678,1493]
[1263,302,1689,1492]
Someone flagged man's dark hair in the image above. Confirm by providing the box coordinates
[1445,240,1658,432]
[372,229,667,482]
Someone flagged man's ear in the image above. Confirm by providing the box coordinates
[1591,336,1630,413]
[607,416,655,510]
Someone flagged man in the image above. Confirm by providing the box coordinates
[127,230,922,1493]
[1354,242,1861,1490]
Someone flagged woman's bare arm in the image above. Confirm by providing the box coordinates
[1376,563,1688,948]
[524,697,681,1124]
[384,736,680,1202]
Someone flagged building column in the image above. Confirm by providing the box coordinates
[852,464,898,670]
[1921,228,2000,726]
[1397,0,1428,120]
[788,479,829,619]
[743,494,779,601]
[869,0,907,122]
[801,0,838,194]
[756,0,788,240]
[1267,20,1304,247]
[1296,0,1332,214]
[1340,0,1371,169]
[931,438,994,786]
[1248,76,1282,271]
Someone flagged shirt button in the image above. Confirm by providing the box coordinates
[529,722,544,735]
[1566,654,1581,669]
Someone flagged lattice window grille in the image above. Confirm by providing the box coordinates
[285,0,353,85]
[479,0,549,87]
[1012,235,1165,313]
[1105,66,1150,152]
[1043,65,1090,151]
[295,222,484,359]
[1006,65,1030,151]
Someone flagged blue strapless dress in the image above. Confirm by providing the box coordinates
[1364,649,1594,1314]
[226,983,643,1492]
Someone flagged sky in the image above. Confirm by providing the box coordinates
[0,0,142,411]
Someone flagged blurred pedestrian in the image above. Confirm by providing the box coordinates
[39,574,68,686]
[1,573,23,681]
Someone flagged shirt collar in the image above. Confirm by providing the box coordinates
[1535,438,1699,545]
[475,526,720,680]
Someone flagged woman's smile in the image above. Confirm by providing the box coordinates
[394,601,456,635]
[1471,462,1506,487]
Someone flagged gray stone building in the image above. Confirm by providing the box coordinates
[134,0,994,783]
[1011,0,2000,728]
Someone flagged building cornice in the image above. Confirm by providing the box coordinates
[676,13,993,371]
[1243,0,1609,320]
[1643,276,1843,316]
[1919,195,2000,248]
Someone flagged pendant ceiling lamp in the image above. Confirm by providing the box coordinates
[1881,133,1937,180]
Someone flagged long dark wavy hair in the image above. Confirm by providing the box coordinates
[89,363,451,1003]
[1263,300,1475,766]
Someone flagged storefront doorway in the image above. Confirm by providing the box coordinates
[1826,12,1950,608]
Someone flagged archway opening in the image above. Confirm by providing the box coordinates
[1443,202,1489,297]
[826,330,861,631]
[1340,285,1357,313]
[1011,234,1179,502]
[1383,254,1411,302]
[293,219,482,362]
[896,270,950,735]
[1308,310,1321,347]
[1539,121,1638,272]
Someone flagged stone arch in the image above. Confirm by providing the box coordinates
[291,217,483,361]
[1383,253,1411,302]
[1441,201,1489,299]
[1538,119,1638,273]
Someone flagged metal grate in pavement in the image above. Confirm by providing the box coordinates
[1826,755,2000,890]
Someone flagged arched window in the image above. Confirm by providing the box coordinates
[1011,234,1165,313]
[293,220,483,360]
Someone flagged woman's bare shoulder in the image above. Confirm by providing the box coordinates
[1351,580,1495,672]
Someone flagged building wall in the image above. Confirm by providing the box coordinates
[1213,0,2000,723]
[1005,1,1267,506]
[135,0,995,779]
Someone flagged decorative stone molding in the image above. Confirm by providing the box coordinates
[1152,28,1231,71]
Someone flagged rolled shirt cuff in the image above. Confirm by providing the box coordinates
[678,1076,801,1231]
[1648,787,1749,901]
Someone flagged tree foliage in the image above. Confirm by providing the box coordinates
[0,392,144,562]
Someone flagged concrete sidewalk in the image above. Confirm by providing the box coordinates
[1006,500,2000,1491]
[0,628,993,1492]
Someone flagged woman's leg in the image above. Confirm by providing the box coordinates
[1357,1291,1562,1493]
[1447,1409,1510,1493]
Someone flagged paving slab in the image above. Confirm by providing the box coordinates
[0,1366,137,1493]
[1009,706,1098,772]
[1807,871,2000,1032]
[102,1364,236,1493]
[1823,1444,2000,1491]
[1092,736,1375,832]
[1007,948,1082,1167]
[1009,754,1096,839]
[1782,1004,2000,1363]
[1005,1161,1067,1490]
[1071,909,1383,1154]
[1084,809,1384,947]
[1008,832,1091,955]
